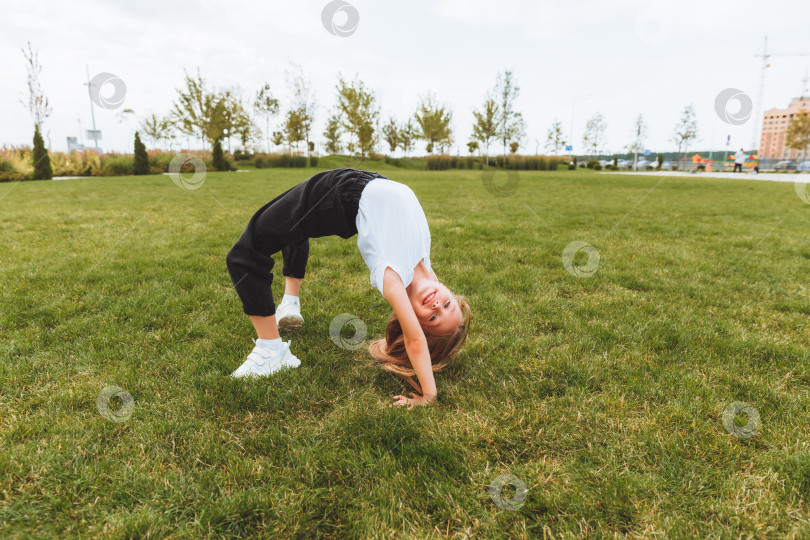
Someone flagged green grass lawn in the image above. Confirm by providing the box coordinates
[1,167,808,538]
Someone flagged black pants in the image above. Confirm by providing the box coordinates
[733,163,742,172]
[226,168,385,317]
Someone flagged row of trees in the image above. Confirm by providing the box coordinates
[134,68,528,166]
[18,40,810,182]
[125,68,810,163]
[541,105,700,162]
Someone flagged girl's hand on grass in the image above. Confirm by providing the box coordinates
[391,392,434,410]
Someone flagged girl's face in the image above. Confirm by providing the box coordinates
[410,281,462,335]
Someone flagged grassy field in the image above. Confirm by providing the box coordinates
[1,164,808,538]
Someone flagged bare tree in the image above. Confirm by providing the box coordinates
[286,62,316,159]
[671,104,699,157]
[19,41,52,129]
[495,70,526,157]
[626,113,647,169]
[545,119,567,155]
[582,112,608,156]
[253,83,279,153]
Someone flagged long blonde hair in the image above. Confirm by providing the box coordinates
[368,294,471,396]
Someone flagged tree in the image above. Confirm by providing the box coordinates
[382,117,400,154]
[495,70,526,157]
[582,112,608,156]
[626,113,647,170]
[399,120,416,157]
[467,141,479,155]
[284,108,306,154]
[286,62,316,159]
[545,120,566,155]
[671,104,698,156]
[472,94,499,169]
[139,113,173,149]
[170,68,217,147]
[414,93,453,154]
[21,42,52,180]
[786,110,810,155]
[170,69,253,153]
[19,42,52,130]
[323,113,342,154]
[133,131,149,175]
[271,131,284,149]
[217,90,254,153]
[31,124,52,180]
[509,141,519,154]
[335,75,379,160]
[253,83,279,153]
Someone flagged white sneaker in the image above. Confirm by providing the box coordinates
[230,339,301,378]
[275,299,304,331]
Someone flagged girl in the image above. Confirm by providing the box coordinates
[226,168,470,408]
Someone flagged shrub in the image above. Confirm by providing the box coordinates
[32,125,53,180]
[249,153,308,168]
[233,149,252,161]
[586,160,600,169]
[103,154,135,176]
[133,132,149,175]
[593,163,602,171]
[426,154,452,170]
[0,150,27,181]
[309,155,319,167]
[212,140,228,171]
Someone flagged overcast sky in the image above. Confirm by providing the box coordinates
[2,0,809,155]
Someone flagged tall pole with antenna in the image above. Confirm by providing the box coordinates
[752,37,770,151]
[83,65,100,151]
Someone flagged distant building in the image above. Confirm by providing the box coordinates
[759,96,810,160]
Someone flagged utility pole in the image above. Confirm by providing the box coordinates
[569,93,590,153]
[83,65,100,151]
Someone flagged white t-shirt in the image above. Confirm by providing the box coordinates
[735,151,746,164]
[355,178,432,296]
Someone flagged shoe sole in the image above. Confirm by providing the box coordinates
[277,314,304,331]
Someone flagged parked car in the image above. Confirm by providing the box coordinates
[774,160,796,171]
[617,159,632,169]
[796,160,810,172]
[634,159,651,170]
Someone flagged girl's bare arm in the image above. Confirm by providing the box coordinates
[382,268,437,406]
